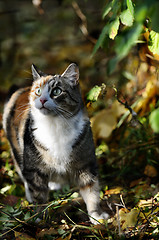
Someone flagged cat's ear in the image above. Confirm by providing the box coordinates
[31,64,46,81]
[61,63,79,86]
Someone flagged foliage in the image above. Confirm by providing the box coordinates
[93,0,159,74]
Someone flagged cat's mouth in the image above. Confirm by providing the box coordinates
[40,106,51,115]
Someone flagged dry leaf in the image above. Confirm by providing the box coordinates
[144,165,158,177]
[130,178,143,188]
[37,227,58,238]
[91,100,126,141]
[105,186,123,195]
[138,198,154,208]
[15,231,35,240]
[114,208,139,230]
[135,79,159,115]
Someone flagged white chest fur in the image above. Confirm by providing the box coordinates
[31,108,86,173]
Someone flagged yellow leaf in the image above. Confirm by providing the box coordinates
[105,186,123,195]
[135,79,159,115]
[37,227,57,238]
[91,100,126,141]
[118,208,139,230]
[14,232,36,240]
[138,198,154,208]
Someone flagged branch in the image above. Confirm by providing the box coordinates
[113,87,142,127]
[72,1,97,44]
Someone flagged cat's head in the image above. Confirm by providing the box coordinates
[30,63,83,118]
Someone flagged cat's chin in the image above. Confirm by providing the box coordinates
[39,107,51,115]
[39,107,57,117]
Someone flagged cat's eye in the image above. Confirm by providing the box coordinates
[52,87,62,96]
[35,87,42,96]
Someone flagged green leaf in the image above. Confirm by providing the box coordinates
[149,108,159,133]
[148,30,159,55]
[135,5,148,23]
[126,0,134,16]
[151,3,159,32]
[24,212,31,220]
[92,24,109,55]
[120,9,134,27]
[58,228,66,235]
[102,2,112,19]
[109,17,120,39]
[107,56,119,75]
[86,85,102,102]
[115,23,143,59]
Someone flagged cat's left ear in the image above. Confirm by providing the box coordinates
[61,63,79,86]
[31,64,46,81]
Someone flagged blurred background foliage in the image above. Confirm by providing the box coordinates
[1,0,159,238]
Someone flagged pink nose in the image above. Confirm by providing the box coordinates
[40,98,47,105]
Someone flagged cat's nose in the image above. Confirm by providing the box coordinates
[40,98,47,105]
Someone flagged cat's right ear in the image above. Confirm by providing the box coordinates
[31,64,46,81]
[31,64,41,81]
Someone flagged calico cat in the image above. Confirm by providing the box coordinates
[3,63,109,224]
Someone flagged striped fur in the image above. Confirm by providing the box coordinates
[3,63,109,224]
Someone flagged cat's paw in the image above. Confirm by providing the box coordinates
[48,182,61,190]
[90,212,109,225]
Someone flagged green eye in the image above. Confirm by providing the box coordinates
[35,87,42,96]
[52,87,62,96]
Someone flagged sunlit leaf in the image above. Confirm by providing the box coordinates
[0,185,12,194]
[105,186,123,195]
[102,2,112,19]
[148,30,159,55]
[149,108,159,133]
[126,0,134,16]
[113,208,139,230]
[86,85,102,102]
[120,9,134,26]
[91,100,126,140]
[109,17,120,39]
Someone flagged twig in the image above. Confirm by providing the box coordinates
[120,195,126,209]
[0,223,22,238]
[116,205,122,236]
[64,211,76,225]
[72,1,97,44]
[113,87,142,127]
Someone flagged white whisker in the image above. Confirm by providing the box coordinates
[15,107,30,121]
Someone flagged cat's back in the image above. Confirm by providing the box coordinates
[3,86,31,140]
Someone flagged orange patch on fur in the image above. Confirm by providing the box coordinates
[14,87,30,125]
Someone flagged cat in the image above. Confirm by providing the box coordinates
[3,63,109,224]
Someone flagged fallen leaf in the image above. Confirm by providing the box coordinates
[130,178,143,188]
[144,165,158,177]
[2,195,19,206]
[114,208,139,230]
[105,186,123,195]
[138,198,154,208]
[15,231,35,240]
[37,227,58,238]
[135,79,159,115]
[91,100,126,141]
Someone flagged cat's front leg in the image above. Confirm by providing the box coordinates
[23,170,49,204]
[80,180,109,225]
